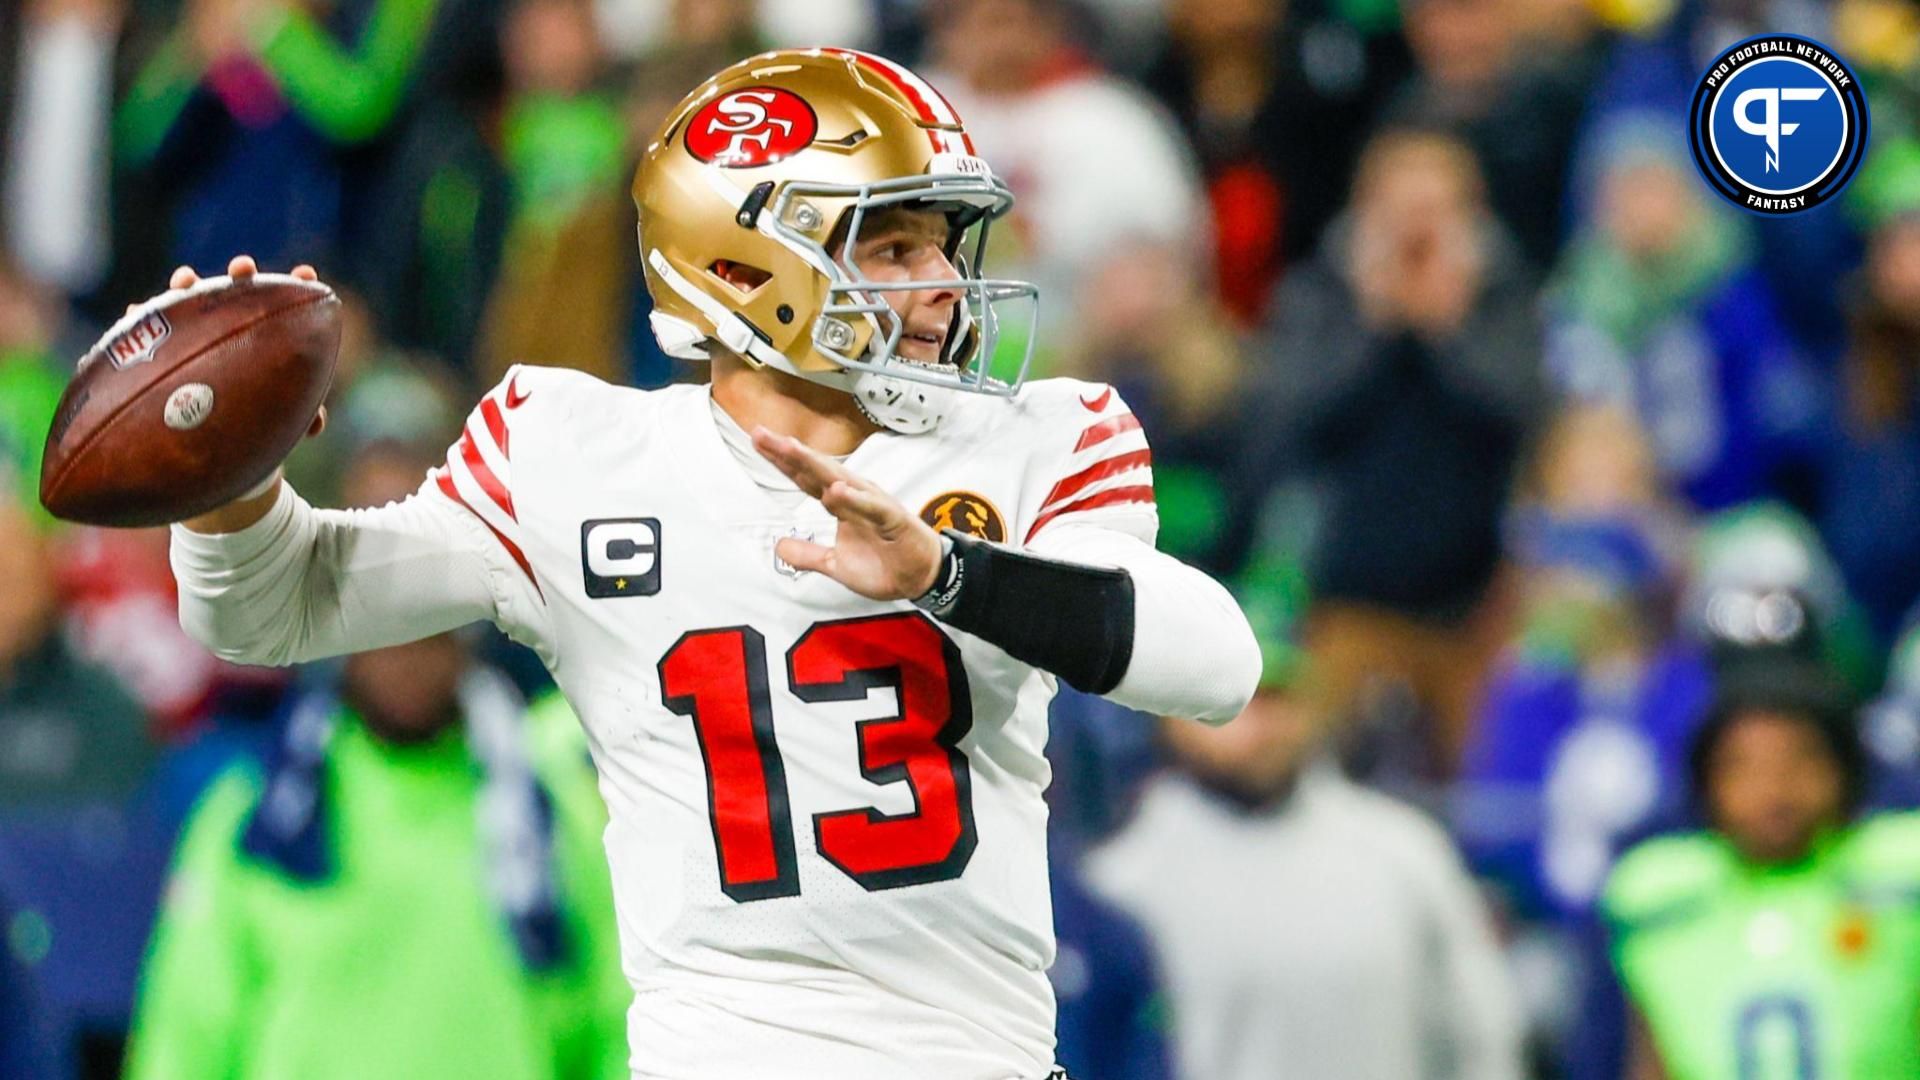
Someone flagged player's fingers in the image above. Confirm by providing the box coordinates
[227,254,258,279]
[822,480,895,529]
[756,440,824,497]
[291,263,319,282]
[751,427,844,497]
[781,436,858,490]
[774,536,834,575]
[169,265,199,290]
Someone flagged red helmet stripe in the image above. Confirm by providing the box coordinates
[825,48,975,154]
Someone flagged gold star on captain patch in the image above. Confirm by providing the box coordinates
[615,579,628,590]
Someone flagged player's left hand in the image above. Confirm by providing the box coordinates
[752,427,943,601]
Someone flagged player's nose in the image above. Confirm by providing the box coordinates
[917,248,962,310]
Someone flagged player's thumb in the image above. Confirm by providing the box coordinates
[307,405,328,440]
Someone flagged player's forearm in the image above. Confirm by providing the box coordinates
[180,473,285,534]
[172,481,355,666]
[933,528,1260,724]
[1034,528,1260,723]
[170,480,497,665]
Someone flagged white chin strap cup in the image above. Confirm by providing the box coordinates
[848,368,953,435]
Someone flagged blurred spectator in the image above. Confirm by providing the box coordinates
[924,0,1206,353]
[0,891,54,1080]
[476,0,632,386]
[0,502,153,808]
[1087,580,1525,1080]
[1064,240,1249,567]
[1862,613,1920,808]
[1583,1,1858,351]
[117,0,448,275]
[1238,127,1542,768]
[1682,502,1880,694]
[1603,659,1920,1080]
[0,502,166,1077]
[4,0,124,295]
[589,0,873,62]
[1819,204,1920,639]
[1458,405,1705,926]
[282,286,462,506]
[1548,113,1820,513]
[53,522,290,738]
[1451,406,1706,1072]
[1048,846,1173,1080]
[1387,0,1593,270]
[361,0,634,382]
[0,258,66,513]
[1140,0,1413,321]
[124,442,629,1080]
[354,5,510,373]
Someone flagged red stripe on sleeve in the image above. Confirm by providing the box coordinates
[1024,484,1157,544]
[1038,448,1153,514]
[479,396,510,458]
[1073,413,1142,452]
[435,469,544,600]
[459,429,516,521]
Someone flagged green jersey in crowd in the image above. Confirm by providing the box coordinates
[125,703,630,1080]
[0,348,63,519]
[1605,813,1920,1080]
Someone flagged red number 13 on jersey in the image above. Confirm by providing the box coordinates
[658,612,978,902]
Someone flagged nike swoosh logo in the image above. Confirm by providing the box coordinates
[1079,386,1113,412]
[504,376,531,409]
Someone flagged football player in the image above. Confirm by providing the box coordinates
[163,48,1259,1079]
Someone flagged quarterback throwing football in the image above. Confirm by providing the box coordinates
[165,49,1259,1080]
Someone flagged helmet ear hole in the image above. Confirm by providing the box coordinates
[709,260,772,294]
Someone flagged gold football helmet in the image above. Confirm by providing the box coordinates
[633,48,1038,433]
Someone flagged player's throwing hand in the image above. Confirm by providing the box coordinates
[751,426,944,601]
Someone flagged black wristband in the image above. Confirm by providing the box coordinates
[911,534,966,616]
[924,529,1135,695]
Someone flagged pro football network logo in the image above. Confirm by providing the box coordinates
[919,491,1006,542]
[1689,34,1869,215]
[580,518,662,598]
[685,88,818,168]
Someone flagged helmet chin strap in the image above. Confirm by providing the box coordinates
[845,367,952,435]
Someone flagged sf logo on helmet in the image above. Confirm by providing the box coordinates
[686,88,819,168]
[1688,33,1868,215]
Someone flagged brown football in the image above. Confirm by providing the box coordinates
[39,274,342,527]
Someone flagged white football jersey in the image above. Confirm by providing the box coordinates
[431,366,1156,1079]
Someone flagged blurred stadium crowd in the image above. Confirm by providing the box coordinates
[3,0,1920,1076]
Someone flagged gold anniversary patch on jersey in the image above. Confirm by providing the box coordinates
[919,491,1006,542]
